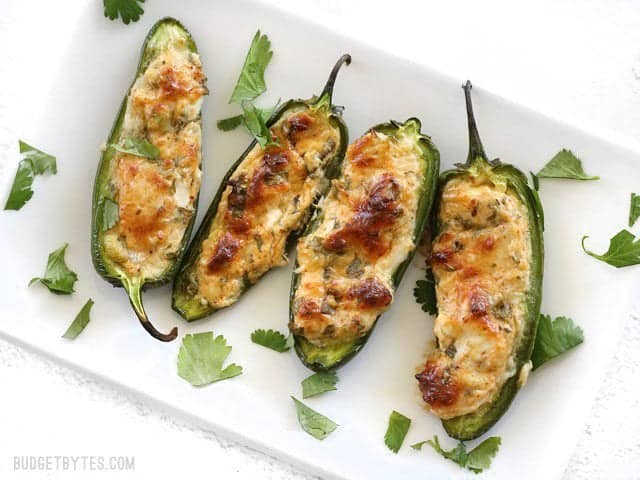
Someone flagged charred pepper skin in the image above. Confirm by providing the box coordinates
[171,55,352,321]
[91,18,203,342]
[425,82,544,440]
[290,118,440,372]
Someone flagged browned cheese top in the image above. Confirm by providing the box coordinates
[190,105,341,309]
[291,129,424,347]
[103,41,207,280]
[416,174,531,419]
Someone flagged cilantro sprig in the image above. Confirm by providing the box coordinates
[177,332,243,386]
[103,0,145,25]
[629,193,640,227]
[250,328,293,353]
[414,268,437,315]
[291,397,338,440]
[241,102,279,148]
[582,229,640,268]
[98,197,120,232]
[302,372,338,398]
[413,435,501,474]
[229,31,273,103]
[532,314,584,370]
[536,149,599,181]
[30,244,78,295]
[217,104,277,133]
[384,411,411,453]
[63,299,95,340]
[218,31,279,148]
[4,140,57,211]
[111,138,159,160]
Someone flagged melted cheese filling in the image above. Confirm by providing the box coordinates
[189,106,340,309]
[103,44,207,280]
[417,174,531,419]
[291,129,424,347]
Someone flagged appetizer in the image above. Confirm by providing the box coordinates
[290,119,440,371]
[416,82,544,439]
[91,18,207,341]
[172,55,351,320]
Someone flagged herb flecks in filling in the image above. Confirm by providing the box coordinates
[416,176,531,419]
[191,107,340,309]
[292,129,424,347]
[102,44,207,280]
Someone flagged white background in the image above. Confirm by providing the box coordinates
[0,0,639,479]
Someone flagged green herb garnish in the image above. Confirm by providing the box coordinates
[532,314,584,370]
[30,244,78,295]
[217,104,277,132]
[537,149,599,181]
[414,268,437,315]
[62,299,95,339]
[229,31,273,104]
[177,332,243,386]
[98,198,119,231]
[250,328,293,353]
[103,0,145,24]
[5,140,57,211]
[291,396,338,440]
[629,193,640,227]
[302,372,338,398]
[413,435,501,474]
[111,138,159,160]
[242,102,279,148]
[384,411,411,453]
[582,229,640,267]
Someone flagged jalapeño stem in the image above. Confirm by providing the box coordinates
[463,81,488,166]
[125,279,178,342]
[319,54,352,102]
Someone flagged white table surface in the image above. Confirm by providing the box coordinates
[1,1,639,478]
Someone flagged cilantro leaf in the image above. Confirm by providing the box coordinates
[384,410,411,453]
[217,115,244,132]
[250,328,292,353]
[582,229,640,267]
[414,268,437,315]
[532,314,584,370]
[629,193,640,227]
[62,299,95,340]
[103,0,145,24]
[466,437,502,473]
[291,396,338,440]
[30,244,78,295]
[241,102,279,149]
[302,372,338,398]
[428,436,468,465]
[536,149,599,181]
[229,31,273,104]
[111,138,159,160]
[217,104,277,132]
[177,332,243,386]
[4,140,57,210]
[99,197,119,231]
[418,435,501,474]
[411,440,429,450]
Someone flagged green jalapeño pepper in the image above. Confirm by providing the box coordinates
[416,82,544,440]
[91,18,207,341]
[172,55,351,321]
[290,119,440,371]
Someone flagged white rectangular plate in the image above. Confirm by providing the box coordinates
[1,1,638,478]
